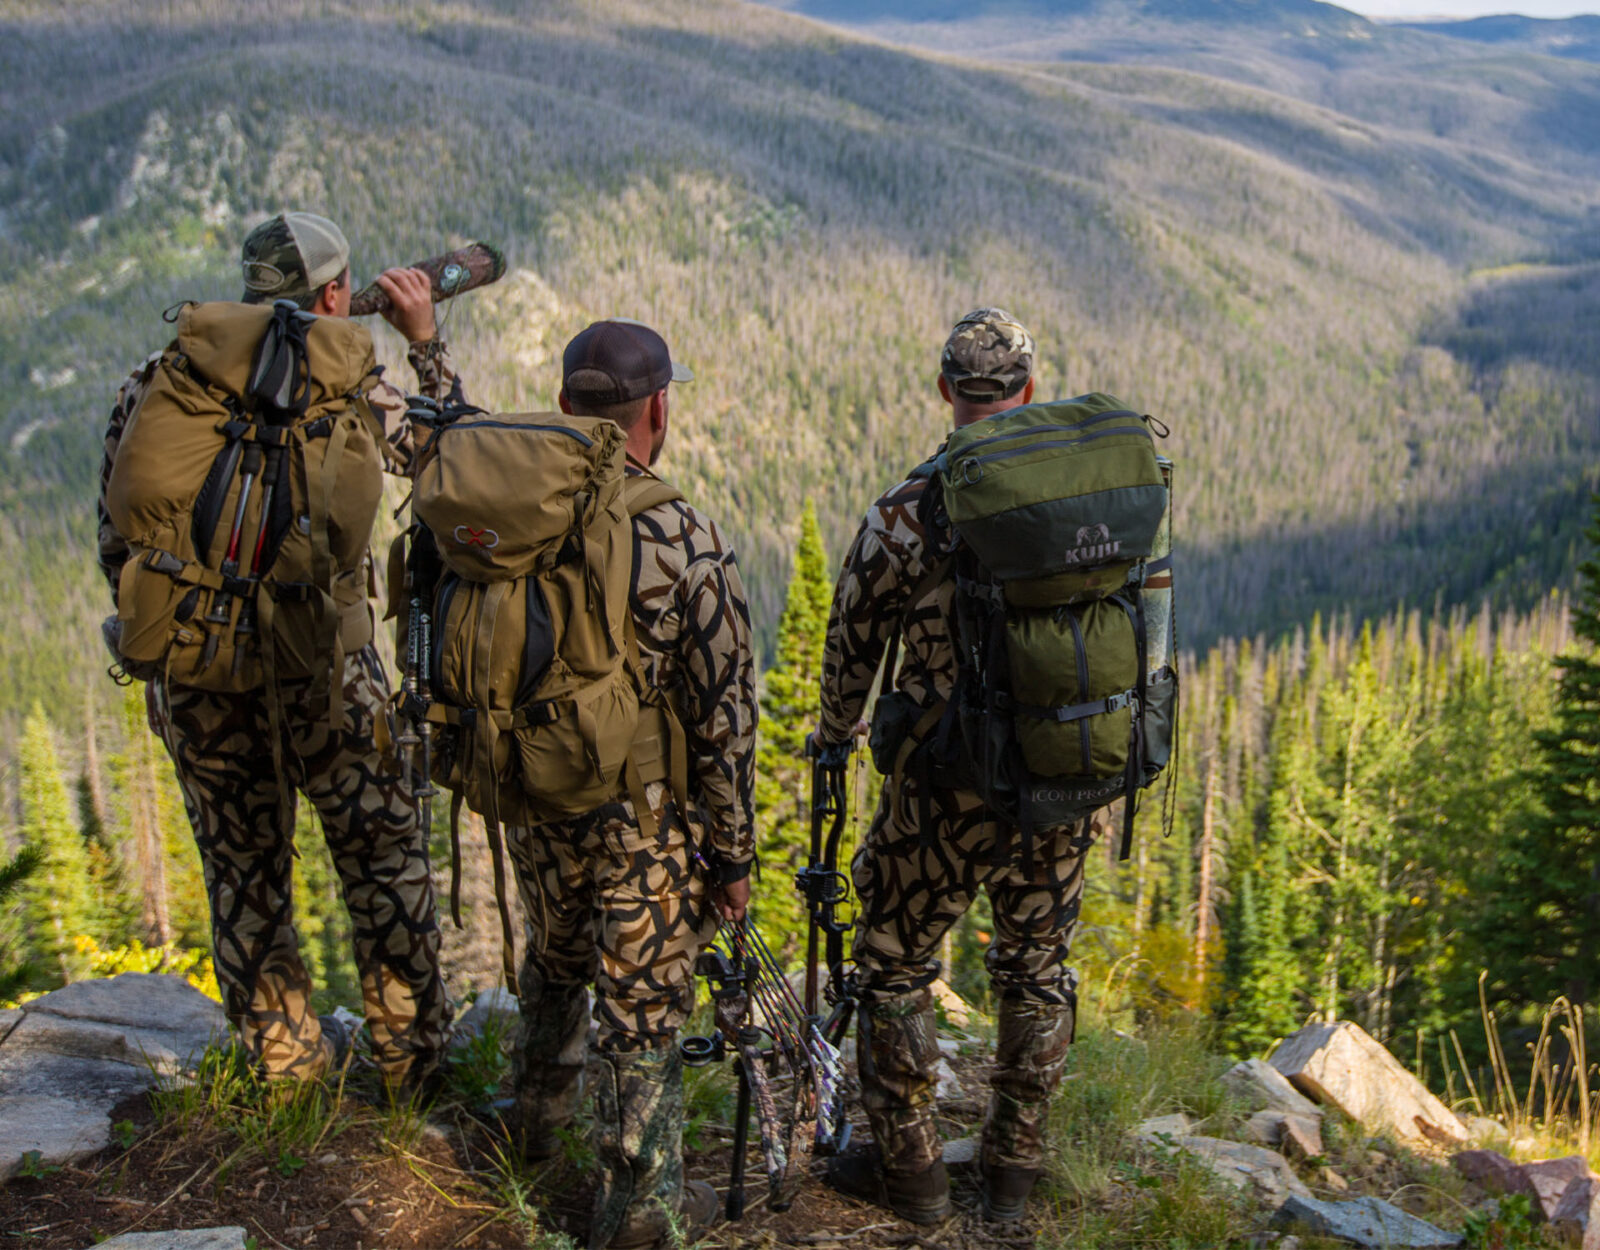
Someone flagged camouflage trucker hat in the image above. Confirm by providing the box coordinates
[940,307,1034,401]
[240,211,350,303]
[563,318,694,405]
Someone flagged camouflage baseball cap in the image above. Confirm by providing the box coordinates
[240,211,350,303]
[940,307,1034,401]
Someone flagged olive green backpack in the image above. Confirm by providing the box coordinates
[873,393,1177,861]
[103,300,386,752]
[391,409,690,983]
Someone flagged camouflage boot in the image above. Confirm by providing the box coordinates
[592,1044,709,1250]
[508,969,590,1162]
[981,996,1076,1222]
[827,986,950,1224]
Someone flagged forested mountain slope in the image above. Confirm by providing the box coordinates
[1,0,1597,724]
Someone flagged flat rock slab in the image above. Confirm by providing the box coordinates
[1273,1193,1464,1247]
[0,973,226,1179]
[1269,1021,1467,1146]
[1174,1134,1313,1205]
[1523,1156,1595,1221]
[1223,1058,1324,1119]
[94,1229,249,1249]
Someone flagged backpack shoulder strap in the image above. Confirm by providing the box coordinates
[624,472,685,518]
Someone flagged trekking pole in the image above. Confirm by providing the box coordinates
[407,526,443,830]
[231,432,287,675]
[799,736,853,1022]
[200,441,264,669]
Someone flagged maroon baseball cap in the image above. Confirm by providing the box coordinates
[562,318,694,404]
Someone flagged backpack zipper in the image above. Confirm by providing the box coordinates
[447,419,594,447]
[955,421,1151,471]
[956,408,1140,453]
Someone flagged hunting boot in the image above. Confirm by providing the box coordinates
[507,969,590,1161]
[980,996,1075,1222]
[826,986,950,1224]
[591,1043,716,1250]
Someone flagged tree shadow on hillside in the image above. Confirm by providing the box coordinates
[1182,453,1598,650]
[1423,261,1600,383]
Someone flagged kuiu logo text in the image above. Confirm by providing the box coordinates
[1063,523,1120,567]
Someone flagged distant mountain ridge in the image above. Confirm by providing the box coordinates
[772,0,1371,32]
[1395,14,1600,63]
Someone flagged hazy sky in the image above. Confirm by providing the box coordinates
[1345,0,1595,16]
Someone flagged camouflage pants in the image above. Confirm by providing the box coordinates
[851,772,1093,1007]
[151,644,450,1083]
[851,773,1090,1176]
[505,781,715,1055]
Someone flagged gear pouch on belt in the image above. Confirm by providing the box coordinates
[868,689,923,777]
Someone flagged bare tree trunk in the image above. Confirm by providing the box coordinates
[1195,758,1216,1000]
[81,699,111,836]
[135,723,171,948]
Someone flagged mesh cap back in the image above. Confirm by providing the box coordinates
[241,211,351,303]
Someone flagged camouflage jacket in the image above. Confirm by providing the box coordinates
[97,335,463,602]
[819,460,958,745]
[626,462,759,878]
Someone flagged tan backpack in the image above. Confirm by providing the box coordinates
[105,301,386,745]
[393,410,690,982]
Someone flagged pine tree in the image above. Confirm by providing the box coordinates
[753,500,832,960]
[0,845,43,1002]
[17,705,97,984]
[1487,496,1600,1007]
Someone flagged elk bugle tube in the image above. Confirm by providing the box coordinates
[348,242,507,317]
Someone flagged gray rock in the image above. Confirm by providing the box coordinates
[93,1229,249,1249]
[0,1007,21,1045]
[1269,1021,1467,1147]
[1175,1134,1313,1206]
[936,1037,961,1057]
[1550,1175,1600,1249]
[451,985,520,1045]
[1272,1194,1464,1247]
[1522,1156,1595,1222]
[1451,1149,1540,1206]
[1136,1112,1193,1143]
[934,1057,964,1101]
[942,1136,979,1166]
[1466,1116,1503,1144]
[1223,1058,1324,1119]
[1243,1110,1323,1159]
[0,973,226,1179]
[1281,1113,1325,1161]
[1245,1110,1285,1146]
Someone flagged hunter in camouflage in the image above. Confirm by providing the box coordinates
[816,309,1089,1223]
[503,320,757,1250]
[97,212,463,1087]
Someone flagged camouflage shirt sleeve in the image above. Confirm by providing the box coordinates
[819,472,956,744]
[366,337,466,477]
[97,353,164,606]
[630,476,759,874]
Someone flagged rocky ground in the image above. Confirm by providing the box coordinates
[3,974,1597,1249]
